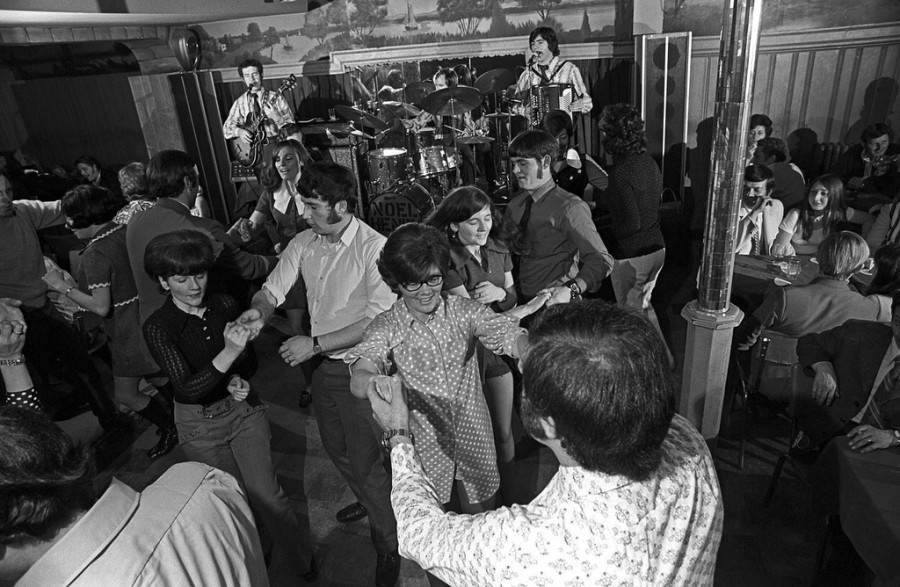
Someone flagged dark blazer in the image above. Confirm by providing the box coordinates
[796,319,893,446]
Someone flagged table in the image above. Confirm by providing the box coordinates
[731,254,818,314]
[812,438,900,586]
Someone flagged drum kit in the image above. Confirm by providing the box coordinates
[335,70,535,234]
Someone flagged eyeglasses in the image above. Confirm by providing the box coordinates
[401,274,443,292]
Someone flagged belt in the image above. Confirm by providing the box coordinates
[178,396,236,419]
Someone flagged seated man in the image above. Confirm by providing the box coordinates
[364,301,723,585]
[751,137,806,211]
[831,122,900,203]
[0,406,268,586]
[796,291,900,452]
[735,164,784,256]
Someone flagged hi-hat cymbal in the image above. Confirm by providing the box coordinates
[474,69,517,94]
[457,135,495,145]
[380,101,422,118]
[334,105,388,131]
[421,86,482,117]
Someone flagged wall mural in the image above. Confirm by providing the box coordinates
[195,0,619,70]
[663,0,900,36]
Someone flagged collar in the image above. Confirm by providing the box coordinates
[527,179,556,203]
[18,479,138,586]
[316,215,359,247]
[535,55,560,71]
[84,221,123,250]
[155,197,192,215]
[395,292,446,328]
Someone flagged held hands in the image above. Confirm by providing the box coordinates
[505,290,552,321]
[42,267,75,293]
[227,375,250,402]
[0,321,26,359]
[471,281,506,305]
[365,374,409,432]
[0,298,25,328]
[847,424,894,453]
[236,308,265,339]
[811,364,839,406]
[544,286,572,307]
[279,335,315,367]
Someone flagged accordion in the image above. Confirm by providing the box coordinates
[527,83,573,127]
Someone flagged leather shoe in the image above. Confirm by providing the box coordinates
[148,427,178,461]
[375,550,401,587]
[335,501,367,523]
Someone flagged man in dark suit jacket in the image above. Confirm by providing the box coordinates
[796,292,900,450]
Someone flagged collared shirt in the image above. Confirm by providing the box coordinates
[390,413,723,587]
[0,199,64,309]
[347,294,524,503]
[222,88,294,140]
[143,293,257,405]
[261,216,395,358]
[513,56,593,115]
[18,462,268,587]
[504,183,613,298]
[444,238,516,312]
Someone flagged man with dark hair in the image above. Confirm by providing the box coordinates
[364,301,723,585]
[75,154,121,197]
[237,161,401,587]
[502,129,613,302]
[542,108,608,203]
[223,58,295,148]
[752,136,806,209]
[126,149,275,322]
[0,406,268,586]
[831,121,900,200]
[735,163,784,255]
[513,26,592,124]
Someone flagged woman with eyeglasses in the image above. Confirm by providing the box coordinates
[141,229,316,581]
[347,223,549,517]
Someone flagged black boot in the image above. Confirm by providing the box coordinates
[138,397,178,460]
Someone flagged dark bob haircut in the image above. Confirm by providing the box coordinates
[521,301,675,481]
[869,243,900,297]
[598,103,647,157]
[861,122,894,144]
[749,113,773,137]
[147,149,198,201]
[425,185,496,238]
[297,160,358,213]
[61,185,125,229]
[509,129,559,164]
[754,137,788,163]
[73,155,101,170]
[529,26,559,56]
[0,406,95,546]
[377,223,451,293]
[144,229,215,281]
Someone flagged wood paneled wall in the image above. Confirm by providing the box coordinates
[688,24,900,149]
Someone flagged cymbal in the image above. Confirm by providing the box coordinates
[404,81,435,107]
[421,86,482,117]
[380,101,422,118]
[474,69,517,94]
[334,105,388,131]
[328,123,375,140]
[484,112,513,118]
[457,135,495,145]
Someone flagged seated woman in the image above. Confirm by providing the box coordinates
[771,174,873,257]
[425,187,518,501]
[141,230,316,581]
[45,185,177,460]
[347,224,548,517]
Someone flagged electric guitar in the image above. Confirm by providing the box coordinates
[229,74,297,167]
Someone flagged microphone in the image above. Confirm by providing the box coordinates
[528,54,536,66]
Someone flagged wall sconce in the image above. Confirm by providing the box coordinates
[169,27,201,72]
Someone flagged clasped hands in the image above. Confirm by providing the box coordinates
[0,297,26,359]
[366,374,409,432]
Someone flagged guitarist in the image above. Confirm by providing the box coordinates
[223,59,295,169]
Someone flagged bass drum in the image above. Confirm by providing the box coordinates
[367,183,436,236]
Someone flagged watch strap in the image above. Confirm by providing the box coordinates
[312,335,322,355]
[382,428,414,450]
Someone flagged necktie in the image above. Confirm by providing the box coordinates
[512,196,534,256]
[252,93,261,117]
[862,356,900,428]
[749,222,760,255]
[519,196,534,233]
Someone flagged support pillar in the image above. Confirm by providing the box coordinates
[680,0,763,438]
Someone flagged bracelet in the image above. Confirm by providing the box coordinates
[564,279,582,299]
[0,356,25,367]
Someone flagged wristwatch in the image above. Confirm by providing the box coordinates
[312,336,322,356]
[892,429,900,447]
[382,429,414,450]
[564,279,582,300]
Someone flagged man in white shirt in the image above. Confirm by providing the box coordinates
[365,301,724,586]
[736,164,784,255]
[0,406,268,587]
[237,161,401,587]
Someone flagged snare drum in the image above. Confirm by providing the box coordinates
[367,182,435,236]
[367,147,411,195]
[414,128,459,178]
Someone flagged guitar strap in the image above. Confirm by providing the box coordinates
[530,60,569,86]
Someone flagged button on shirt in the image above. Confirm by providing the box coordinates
[390,414,724,587]
[504,183,613,298]
[261,217,396,359]
[17,463,268,587]
[347,295,525,503]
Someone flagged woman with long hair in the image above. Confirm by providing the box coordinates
[425,187,518,502]
[772,174,873,256]
[142,229,316,581]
